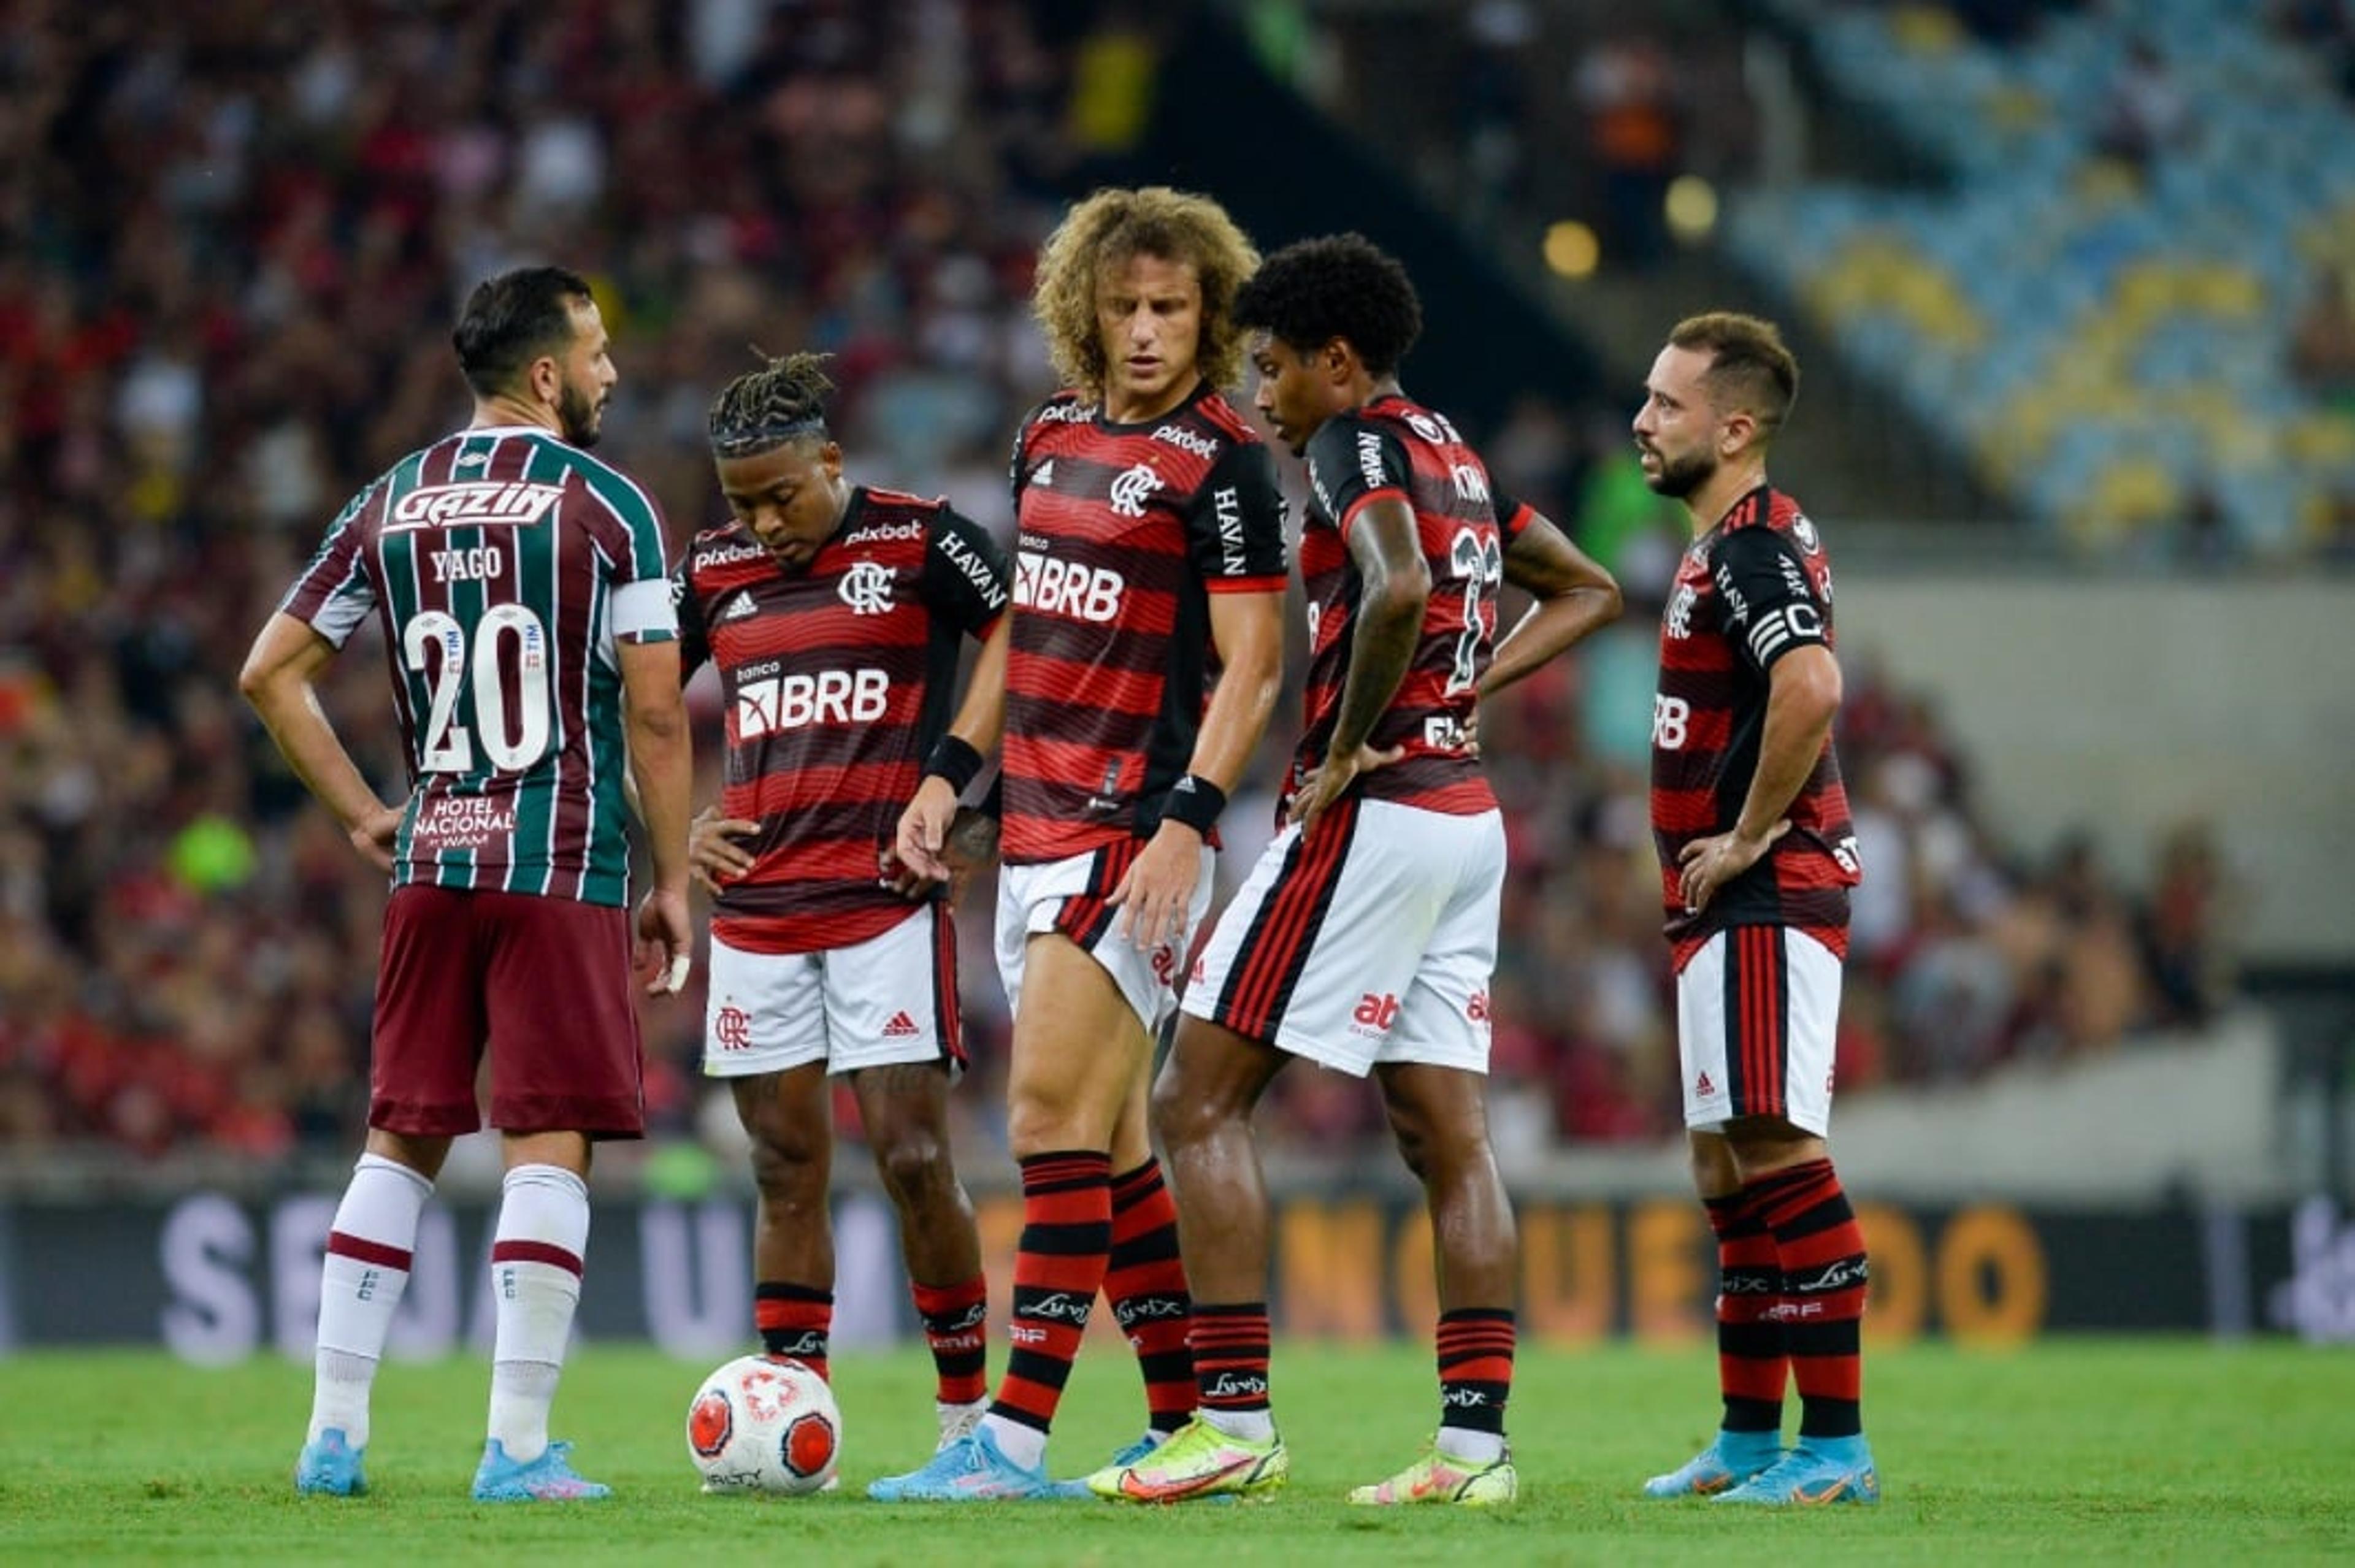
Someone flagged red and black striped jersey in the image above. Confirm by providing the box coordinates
[1292,394,1530,816]
[675,487,1010,954]
[1651,484,1859,967]
[280,425,676,908]
[998,383,1288,864]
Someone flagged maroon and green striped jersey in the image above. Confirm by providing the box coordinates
[280,424,678,908]
[1650,484,1859,966]
[1000,384,1289,864]
[675,488,1011,955]
[1294,394,1530,817]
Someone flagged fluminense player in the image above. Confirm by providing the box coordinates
[242,266,693,1504]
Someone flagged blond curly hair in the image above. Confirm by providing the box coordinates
[1032,186,1261,399]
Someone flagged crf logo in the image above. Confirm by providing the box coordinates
[1108,463,1162,518]
[1150,944,1177,985]
[1665,583,1696,639]
[1351,992,1400,1034]
[838,560,894,615]
[713,1006,752,1052]
[1466,989,1490,1023]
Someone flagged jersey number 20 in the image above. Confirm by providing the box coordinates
[404,605,552,773]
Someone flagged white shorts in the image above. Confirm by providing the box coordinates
[1675,924,1844,1136]
[997,839,1216,1033]
[1180,799,1504,1077]
[702,905,963,1079]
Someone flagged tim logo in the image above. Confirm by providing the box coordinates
[1108,463,1162,518]
[713,1006,753,1052]
[837,560,894,615]
[1351,992,1401,1035]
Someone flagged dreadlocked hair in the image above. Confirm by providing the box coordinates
[708,351,837,457]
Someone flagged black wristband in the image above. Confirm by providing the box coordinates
[924,735,985,795]
[1161,773,1227,835]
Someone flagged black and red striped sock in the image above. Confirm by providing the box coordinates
[987,1150,1112,1437]
[755,1281,833,1380]
[1108,1158,1196,1434]
[1706,1188,1787,1434]
[1435,1308,1515,1437]
[1749,1158,1867,1440]
[910,1275,989,1407]
[1190,1302,1272,1416]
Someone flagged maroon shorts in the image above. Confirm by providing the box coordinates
[370,883,646,1139]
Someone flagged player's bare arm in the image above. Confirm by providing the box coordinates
[619,635,695,992]
[238,611,403,873]
[1111,584,1286,949]
[1678,641,1840,912]
[1289,495,1426,833]
[896,615,1011,885]
[1480,511,1623,700]
[689,805,761,895]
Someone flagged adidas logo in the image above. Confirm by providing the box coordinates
[721,591,759,621]
[1695,1071,1716,1098]
[881,1010,920,1039]
[1032,459,1055,488]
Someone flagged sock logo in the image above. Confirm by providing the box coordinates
[933,1301,987,1333]
[1201,1371,1268,1400]
[1113,1295,1187,1329]
[1020,1291,1093,1325]
[1791,1257,1869,1294]
[765,1330,828,1358]
[1441,1386,1493,1408]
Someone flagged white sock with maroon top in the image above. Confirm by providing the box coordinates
[309,1152,434,1448]
[485,1163,590,1465]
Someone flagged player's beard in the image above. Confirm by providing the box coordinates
[1644,445,1714,499]
[557,378,605,448]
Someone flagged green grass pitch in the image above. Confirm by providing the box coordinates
[1,1339,2348,1564]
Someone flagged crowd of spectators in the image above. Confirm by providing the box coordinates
[0,0,2235,1172]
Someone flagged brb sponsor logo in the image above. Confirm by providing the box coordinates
[1350,992,1401,1036]
[1014,550,1125,622]
[735,667,890,738]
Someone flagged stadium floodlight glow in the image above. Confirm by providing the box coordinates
[1543,221,1600,279]
[1666,176,1719,245]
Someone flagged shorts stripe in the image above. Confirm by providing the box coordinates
[1053,841,1136,951]
[1727,927,1790,1122]
[931,904,965,1071]
[1222,797,1360,1041]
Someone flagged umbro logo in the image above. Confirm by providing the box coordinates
[881,1010,920,1039]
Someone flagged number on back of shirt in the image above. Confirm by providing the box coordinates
[403,605,552,773]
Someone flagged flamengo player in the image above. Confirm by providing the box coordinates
[240,266,693,1502]
[872,186,1288,1502]
[675,351,1009,1462]
[1633,312,1878,1507]
[1103,234,1620,1507]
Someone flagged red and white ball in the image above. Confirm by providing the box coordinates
[685,1355,841,1496]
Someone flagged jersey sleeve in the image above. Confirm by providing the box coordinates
[1006,421,1031,510]
[1710,526,1829,675]
[279,485,380,648]
[1182,439,1289,589]
[1492,485,1534,545]
[922,506,1014,637]
[671,556,708,680]
[575,458,678,644]
[1303,413,1411,541]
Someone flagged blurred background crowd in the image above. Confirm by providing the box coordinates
[0,0,2292,1172]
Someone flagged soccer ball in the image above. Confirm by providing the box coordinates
[685,1354,841,1496]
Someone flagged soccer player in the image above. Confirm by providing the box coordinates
[1631,312,1878,1506]
[240,266,694,1502]
[1103,234,1622,1506]
[870,186,1289,1502]
[676,351,1009,1461]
